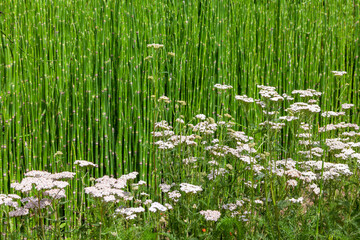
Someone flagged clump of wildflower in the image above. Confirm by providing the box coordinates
[321,111,345,117]
[288,197,303,204]
[299,171,317,183]
[149,202,168,212]
[151,130,175,137]
[115,206,145,219]
[244,181,258,189]
[298,147,324,158]
[154,120,172,130]
[208,160,219,166]
[183,157,197,165]
[279,116,299,122]
[167,135,197,146]
[257,85,283,101]
[200,210,221,221]
[165,203,173,210]
[195,114,206,120]
[308,99,318,104]
[11,172,72,193]
[341,103,354,110]
[324,138,349,151]
[282,93,294,100]
[144,55,153,61]
[154,140,175,150]
[43,189,66,199]
[143,199,153,205]
[9,207,29,217]
[331,71,347,76]
[180,183,203,194]
[159,183,173,193]
[168,190,181,202]
[74,160,98,168]
[319,122,359,132]
[255,99,266,108]
[235,95,254,103]
[300,122,312,131]
[176,118,185,124]
[24,170,52,178]
[84,173,138,202]
[342,131,360,137]
[222,203,238,211]
[286,179,298,187]
[49,171,76,180]
[158,96,170,103]
[296,133,312,138]
[259,121,285,130]
[309,184,320,195]
[286,102,321,114]
[0,194,20,208]
[214,84,233,90]
[263,110,278,115]
[208,168,228,180]
[190,121,218,135]
[292,89,322,98]
[54,151,63,157]
[22,197,52,210]
[147,43,164,49]
[229,131,253,143]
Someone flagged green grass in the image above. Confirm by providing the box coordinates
[0,0,359,239]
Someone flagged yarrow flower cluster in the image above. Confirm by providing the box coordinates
[321,111,345,117]
[149,202,168,212]
[0,194,21,208]
[214,84,233,90]
[168,190,181,202]
[159,183,173,193]
[291,89,322,98]
[286,102,321,114]
[74,160,98,168]
[6,170,76,218]
[147,43,164,49]
[319,122,359,132]
[158,95,171,103]
[331,71,347,76]
[341,103,354,110]
[116,206,145,220]
[199,210,221,221]
[288,197,303,204]
[259,121,285,130]
[257,85,284,101]
[11,170,74,193]
[180,183,203,194]
[195,114,206,120]
[154,120,173,130]
[235,95,254,103]
[189,121,218,135]
[84,172,140,202]
[183,157,198,165]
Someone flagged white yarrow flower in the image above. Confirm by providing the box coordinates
[214,84,233,90]
[180,183,203,194]
[200,210,221,221]
[331,71,347,76]
[74,160,98,168]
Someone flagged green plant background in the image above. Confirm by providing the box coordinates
[0,1,359,237]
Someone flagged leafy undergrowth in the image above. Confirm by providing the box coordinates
[2,83,360,239]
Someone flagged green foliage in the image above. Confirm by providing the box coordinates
[0,0,360,239]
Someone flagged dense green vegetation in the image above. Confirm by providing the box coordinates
[0,0,360,239]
